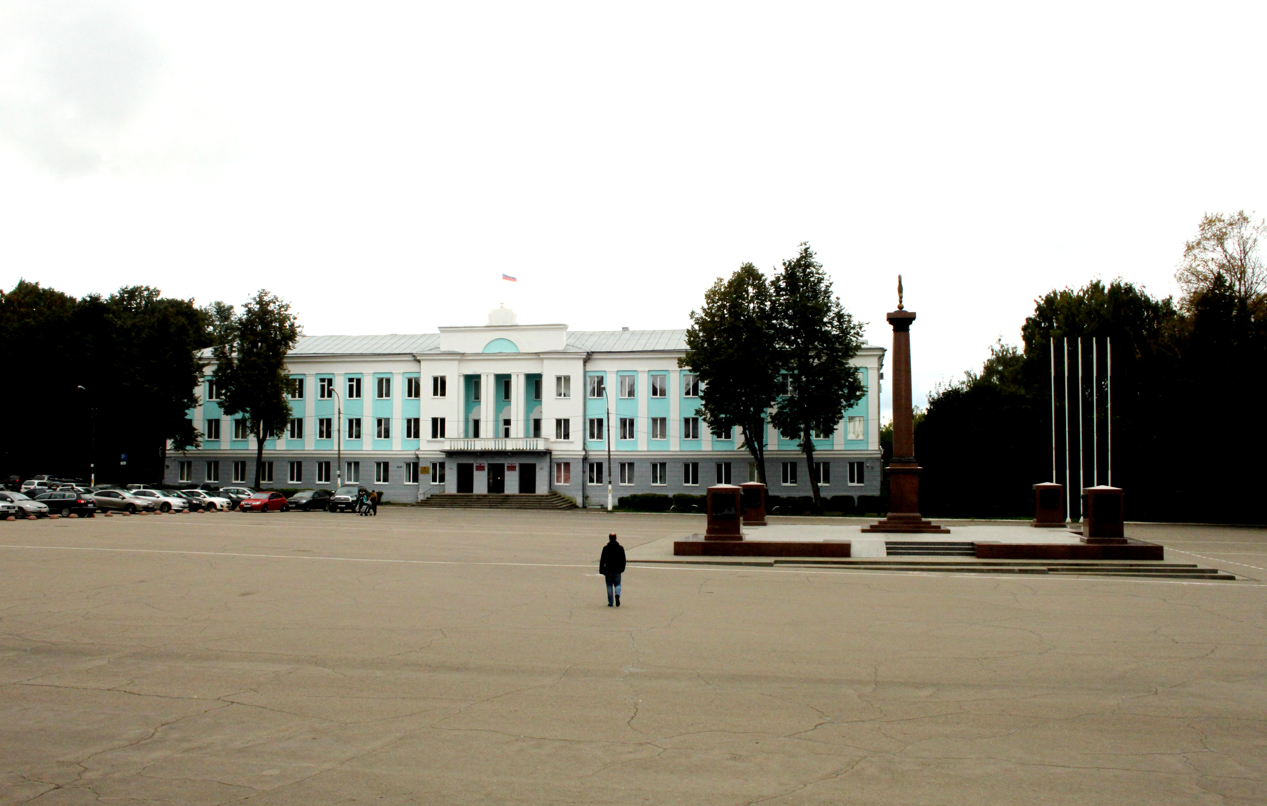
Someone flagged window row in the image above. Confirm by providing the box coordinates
[186,460,422,485]
[548,460,866,487]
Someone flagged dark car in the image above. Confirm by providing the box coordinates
[328,486,370,512]
[33,491,97,517]
[289,489,334,511]
[167,490,209,511]
[239,491,289,512]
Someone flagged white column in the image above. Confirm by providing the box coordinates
[306,373,315,450]
[668,371,680,452]
[481,372,494,437]
[392,372,403,451]
[509,372,523,437]
[637,370,648,450]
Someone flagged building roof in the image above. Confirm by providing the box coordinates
[566,330,688,352]
[288,334,441,356]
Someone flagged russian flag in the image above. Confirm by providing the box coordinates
[502,273,517,282]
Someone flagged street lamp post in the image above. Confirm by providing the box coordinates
[76,386,96,487]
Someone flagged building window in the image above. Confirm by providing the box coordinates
[683,417,700,440]
[713,424,733,440]
[430,417,445,439]
[178,461,192,482]
[470,377,481,401]
[651,462,667,486]
[318,377,334,399]
[431,376,446,397]
[502,378,511,400]
[812,426,832,440]
[406,418,421,439]
[260,462,274,483]
[205,418,221,441]
[749,462,759,482]
[233,418,249,440]
[588,375,605,398]
[431,462,446,484]
[345,461,360,483]
[206,461,220,482]
[619,375,635,398]
[780,374,795,396]
[555,419,570,440]
[619,462,635,485]
[289,377,305,399]
[650,375,667,398]
[376,377,392,399]
[375,462,389,484]
[502,419,511,438]
[347,418,362,440]
[317,461,331,484]
[405,462,419,484]
[556,375,571,398]
[813,461,830,485]
[716,462,731,484]
[555,462,570,485]
[781,461,798,486]
[848,461,865,486]
[651,417,667,440]
[847,416,865,441]
[347,377,362,399]
[532,378,542,400]
[288,418,304,440]
[376,418,391,439]
[588,418,604,441]
[288,461,303,483]
[206,379,221,400]
[233,461,247,483]
[684,462,699,486]
[619,417,635,440]
[682,373,700,397]
[532,418,542,438]
[470,419,480,438]
[318,418,332,440]
[588,461,603,485]
[407,377,421,399]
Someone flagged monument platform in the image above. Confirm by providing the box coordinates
[670,521,1165,561]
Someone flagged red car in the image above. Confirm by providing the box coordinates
[239,491,290,512]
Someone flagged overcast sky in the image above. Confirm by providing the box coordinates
[2,1,1265,411]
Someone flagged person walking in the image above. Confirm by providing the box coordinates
[599,533,626,607]
[370,490,379,516]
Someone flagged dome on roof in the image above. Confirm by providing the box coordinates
[487,304,517,326]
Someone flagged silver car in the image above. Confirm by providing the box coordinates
[0,491,50,518]
[129,489,189,513]
[90,489,157,514]
[180,489,234,511]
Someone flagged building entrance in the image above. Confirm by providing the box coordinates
[487,463,505,494]
[457,463,474,493]
[518,462,536,494]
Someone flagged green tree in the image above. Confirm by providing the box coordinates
[681,263,778,484]
[210,291,302,490]
[1177,211,1267,309]
[769,244,866,511]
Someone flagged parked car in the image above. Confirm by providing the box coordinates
[218,486,255,505]
[239,491,289,512]
[4,475,21,491]
[328,486,370,513]
[288,489,334,512]
[90,489,157,514]
[0,498,21,518]
[128,489,189,513]
[32,491,97,517]
[178,489,234,511]
[20,479,56,495]
[125,484,154,491]
[0,491,50,518]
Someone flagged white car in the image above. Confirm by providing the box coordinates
[0,491,50,518]
[129,489,189,513]
[180,489,234,511]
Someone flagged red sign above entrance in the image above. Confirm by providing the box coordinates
[507,464,517,471]
[475,464,485,471]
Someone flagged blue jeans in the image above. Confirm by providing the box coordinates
[605,574,622,603]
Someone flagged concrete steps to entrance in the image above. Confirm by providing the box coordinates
[775,560,1237,580]
[886,542,977,557]
[416,492,577,510]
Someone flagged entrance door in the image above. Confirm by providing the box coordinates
[487,463,505,494]
[457,463,474,493]
[518,462,536,494]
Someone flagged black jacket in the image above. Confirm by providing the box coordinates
[599,542,626,576]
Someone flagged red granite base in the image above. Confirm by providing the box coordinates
[861,516,950,534]
[974,539,1163,561]
[674,537,851,558]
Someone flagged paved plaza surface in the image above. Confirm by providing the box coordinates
[1,510,1265,805]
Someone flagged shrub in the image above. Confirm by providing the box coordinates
[671,493,705,513]
[619,494,672,512]
[827,495,856,515]
[857,495,887,516]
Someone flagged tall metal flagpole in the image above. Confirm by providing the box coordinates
[1093,338,1098,486]
[1050,338,1057,482]
[1077,337,1085,522]
[1107,337,1113,487]
[1064,337,1071,523]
